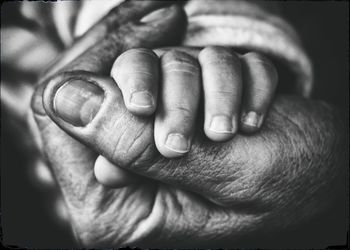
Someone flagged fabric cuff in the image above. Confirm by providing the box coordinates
[183,14,313,97]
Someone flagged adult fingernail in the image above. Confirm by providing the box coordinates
[241,111,263,128]
[54,80,104,126]
[165,133,189,153]
[209,115,236,134]
[140,7,171,23]
[130,91,154,108]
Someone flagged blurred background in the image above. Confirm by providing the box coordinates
[1,1,348,248]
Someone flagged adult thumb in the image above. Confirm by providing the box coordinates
[42,71,157,168]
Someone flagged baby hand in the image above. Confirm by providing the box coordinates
[112,46,278,158]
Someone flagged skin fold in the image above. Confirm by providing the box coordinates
[29,1,347,248]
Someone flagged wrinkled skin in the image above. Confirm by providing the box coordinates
[29,1,346,248]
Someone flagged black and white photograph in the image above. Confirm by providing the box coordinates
[1,0,349,248]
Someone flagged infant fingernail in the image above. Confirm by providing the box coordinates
[130,91,154,108]
[140,7,171,23]
[165,133,190,153]
[241,111,263,128]
[54,80,104,126]
[209,115,236,134]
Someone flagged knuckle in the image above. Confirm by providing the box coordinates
[251,86,273,99]
[243,51,269,63]
[119,48,157,61]
[163,105,195,130]
[242,52,278,89]
[206,87,241,107]
[211,89,238,100]
[167,103,194,119]
[113,52,158,84]
[161,50,199,73]
[199,46,239,65]
[127,48,158,60]
[200,46,231,57]
[243,52,278,85]
[113,48,158,73]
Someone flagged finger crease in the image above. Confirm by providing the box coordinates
[164,69,198,75]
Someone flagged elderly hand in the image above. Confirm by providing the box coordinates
[30,1,346,248]
[91,45,278,187]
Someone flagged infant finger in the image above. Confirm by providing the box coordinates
[155,50,200,158]
[111,48,159,116]
[198,46,242,142]
[94,155,138,188]
[240,52,278,133]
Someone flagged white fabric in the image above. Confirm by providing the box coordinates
[71,0,313,97]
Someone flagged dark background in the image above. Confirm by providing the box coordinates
[1,1,349,248]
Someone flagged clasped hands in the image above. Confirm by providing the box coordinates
[30,1,345,248]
